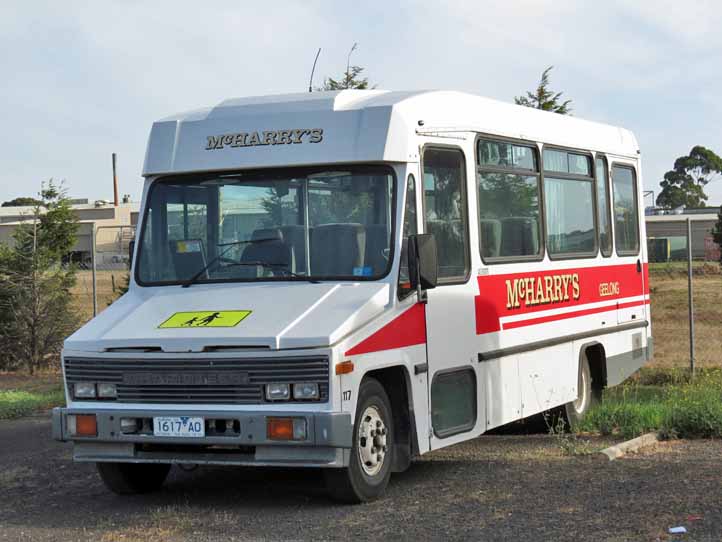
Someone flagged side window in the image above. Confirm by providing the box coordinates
[612,165,640,255]
[595,157,613,257]
[431,368,476,438]
[477,139,542,260]
[398,174,417,298]
[542,150,596,257]
[423,148,470,282]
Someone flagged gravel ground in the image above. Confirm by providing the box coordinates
[1,414,721,541]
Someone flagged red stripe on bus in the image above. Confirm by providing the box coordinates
[345,303,426,356]
[475,263,647,335]
[502,299,650,330]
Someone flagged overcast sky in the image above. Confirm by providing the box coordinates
[2,1,721,206]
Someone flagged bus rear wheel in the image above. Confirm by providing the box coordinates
[563,354,599,428]
[324,377,393,503]
[97,462,171,495]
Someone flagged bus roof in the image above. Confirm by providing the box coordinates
[143,90,639,177]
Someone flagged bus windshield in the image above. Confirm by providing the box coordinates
[136,165,395,285]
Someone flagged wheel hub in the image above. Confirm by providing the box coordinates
[357,405,387,476]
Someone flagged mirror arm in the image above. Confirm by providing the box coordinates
[414,252,427,304]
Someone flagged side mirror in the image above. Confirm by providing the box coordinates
[128,239,135,268]
[408,233,438,300]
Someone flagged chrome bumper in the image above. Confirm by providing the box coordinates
[52,407,352,468]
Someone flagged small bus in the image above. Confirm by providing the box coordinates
[53,90,651,502]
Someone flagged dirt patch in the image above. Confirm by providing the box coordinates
[0,465,36,490]
[2,416,722,541]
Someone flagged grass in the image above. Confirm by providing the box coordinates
[649,260,721,276]
[577,368,722,440]
[0,389,65,419]
[0,372,64,420]
[648,271,722,368]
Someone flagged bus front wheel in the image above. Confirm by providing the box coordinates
[97,462,171,495]
[325,377,394,503]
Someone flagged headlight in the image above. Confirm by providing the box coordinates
[265,383,290,401]
[293,382,319,400]
[73,382,96,399]
[97,383,117,399]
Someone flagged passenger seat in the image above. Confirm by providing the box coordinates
[500,217,539,257]
[364,224,389,275]
[311,223,366,276]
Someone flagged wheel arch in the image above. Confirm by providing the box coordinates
[579,341,607,392]
[363,365,416,472]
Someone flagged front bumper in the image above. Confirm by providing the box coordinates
[52,407,352,468]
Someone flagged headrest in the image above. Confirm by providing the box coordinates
[251,228,282,242]
[313,223,365,233]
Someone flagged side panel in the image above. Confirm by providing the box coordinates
[483,355,520,427]
[517,344,574,417]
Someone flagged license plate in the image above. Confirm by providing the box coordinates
[153,416,205,438]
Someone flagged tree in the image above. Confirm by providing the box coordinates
[321,65,372,90]
[319,42,375,90]
[656,146,722,209]
[515,66,572,115]
[0,180,79,373]
[2,197,43,207]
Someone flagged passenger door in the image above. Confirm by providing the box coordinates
[421,147,480,448]
[611,164,646,324]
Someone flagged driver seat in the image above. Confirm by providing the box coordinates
[240,228,293,275]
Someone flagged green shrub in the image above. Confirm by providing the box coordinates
[661,371,722,438]
[0,389,65,419]
[578,401,664,439]
[578,369,722,439]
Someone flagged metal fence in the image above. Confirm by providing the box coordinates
[71,220,719,371]
[73,225,134,321]
[648,218,722,372]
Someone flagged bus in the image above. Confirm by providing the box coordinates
[53,90,651,502]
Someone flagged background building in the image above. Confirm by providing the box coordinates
[0,200,139,266]
[645,207,720,261]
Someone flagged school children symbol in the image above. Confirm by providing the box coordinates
[158,310,252,329]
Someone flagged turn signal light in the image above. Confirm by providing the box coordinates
[335,361,354,375]
[68,414,97,437]
[266,417,306,441]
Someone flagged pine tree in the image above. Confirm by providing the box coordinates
[321,66,372,90]
[515,66,572,115]
[0,180,79,373]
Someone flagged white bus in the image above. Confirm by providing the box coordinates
[53,90,651,502]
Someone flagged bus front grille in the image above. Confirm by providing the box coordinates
[64,356,329,404]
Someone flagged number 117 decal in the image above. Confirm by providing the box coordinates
[342,390,352,401]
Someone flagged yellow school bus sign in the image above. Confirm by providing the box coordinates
[158,310,252,329]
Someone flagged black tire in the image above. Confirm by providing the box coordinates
[97,462,171,495]
[324,378,394,503]
[563,354,599,428]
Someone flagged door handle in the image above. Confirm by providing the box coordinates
[414,363,428,375]
[636,259,642,273]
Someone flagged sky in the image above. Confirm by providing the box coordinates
[2,0,722,207]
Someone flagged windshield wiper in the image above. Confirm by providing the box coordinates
[181,238,277,288]
[224,261,321,284]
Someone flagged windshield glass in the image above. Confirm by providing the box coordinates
[136,165,395,285]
